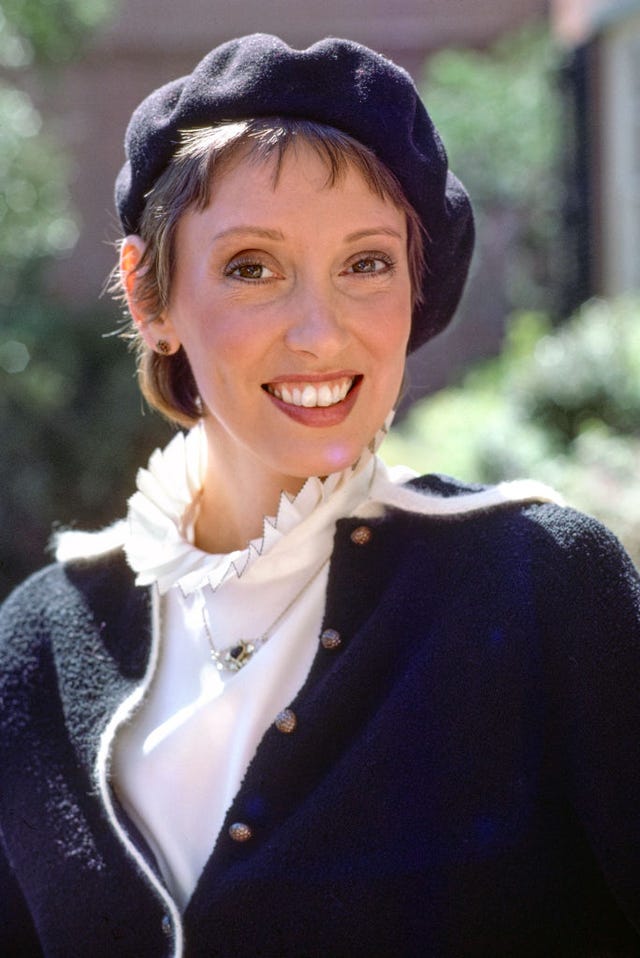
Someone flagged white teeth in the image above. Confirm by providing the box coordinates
[267,378,354,408]
[317,384,333,407]
[301,385,316,407]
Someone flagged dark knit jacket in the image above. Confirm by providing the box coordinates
[2,477,640,957]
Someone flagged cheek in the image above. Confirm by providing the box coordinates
[181,316,269,407]
[174,301,244,363]
[369,307,412,365]
[377,317,411,399]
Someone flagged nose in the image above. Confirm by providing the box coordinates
[284,283,350,358]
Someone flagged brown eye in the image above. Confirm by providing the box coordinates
[347,254,393,275]
[228,262,267,279]
[224,253,279,281]
[353,258,375,273]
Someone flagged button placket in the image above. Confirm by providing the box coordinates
[227,520,378,855]
[319,523,373,654]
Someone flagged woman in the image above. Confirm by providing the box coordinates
[1,33,640,957]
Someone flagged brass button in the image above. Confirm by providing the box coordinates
[350,525,372,545]
[321,628,341,650]
[229,822,253,842]
[275,708,297,733]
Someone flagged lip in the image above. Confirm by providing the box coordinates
[263,375,363,427]
[266,370,360,385]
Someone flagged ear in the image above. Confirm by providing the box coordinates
[120,235,180,354]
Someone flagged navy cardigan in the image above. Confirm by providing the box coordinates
[2,480,640,957]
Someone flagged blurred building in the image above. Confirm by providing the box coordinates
[43,0,548,306]
[552,0,640,299]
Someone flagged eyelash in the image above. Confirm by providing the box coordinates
[223,250,397,282]
[345,252,396,276]
[223,257,274,283]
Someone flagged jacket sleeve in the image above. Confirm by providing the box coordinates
[0,825,43,955]
[536,504,640,929]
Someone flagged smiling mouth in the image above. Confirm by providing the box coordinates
[263,376,359,408]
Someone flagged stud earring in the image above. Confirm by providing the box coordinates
[156,339,172,355]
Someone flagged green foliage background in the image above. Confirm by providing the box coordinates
[0,303,171,598]
[0,1,115,298]
[423,26,565,316]
[0,0,173,599]
[0,0,111,64]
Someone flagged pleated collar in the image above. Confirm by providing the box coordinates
[124,422,391,596]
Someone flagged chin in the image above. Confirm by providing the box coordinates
[290,438,370,480]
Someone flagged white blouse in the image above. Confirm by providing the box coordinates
[111,423,414,910]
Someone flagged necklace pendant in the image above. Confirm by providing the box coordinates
[202,554,330,672]
[223,640,255,672]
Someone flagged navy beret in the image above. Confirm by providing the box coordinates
[115,33,474,351]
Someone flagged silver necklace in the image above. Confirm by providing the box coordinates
[202,556,331,672]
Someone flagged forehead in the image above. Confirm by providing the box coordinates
[202,141,408,226]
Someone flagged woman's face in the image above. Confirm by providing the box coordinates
[161,142,412,491]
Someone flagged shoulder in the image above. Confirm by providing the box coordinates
[0,549,140,671]
[355,473,640,659]
[0,550,151,744]
[0,561,77,646]
[1,546,135,620]
[0,519,133,640]
[365,468,566,537]
[398,472,567,519]
[518,499,640,616]
[371,471,638,591]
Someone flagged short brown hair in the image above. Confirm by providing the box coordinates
[116,117,425,427]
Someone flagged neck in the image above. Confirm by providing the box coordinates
[194,432,307,556]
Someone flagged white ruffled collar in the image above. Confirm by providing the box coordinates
[125,421,385,595]
[57,421,561,582]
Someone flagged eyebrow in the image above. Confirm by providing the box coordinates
[344,227,404,242]
[210,225,404,244]
[211,226,285,243]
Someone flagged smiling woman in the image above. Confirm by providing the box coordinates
[122,135,413,551]
[2,33,640,958]
[118,118,426,431]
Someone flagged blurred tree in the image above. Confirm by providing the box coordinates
[0,0,114,299]
[0,0,172,599]
[0,84,76,302]
[0,301,172,598]
[423,26,565,317]
[1,0,111,64]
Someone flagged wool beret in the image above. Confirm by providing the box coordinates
[115,33,474,351]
